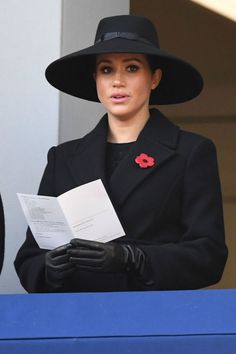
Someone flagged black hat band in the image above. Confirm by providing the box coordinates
[95,32,155,47]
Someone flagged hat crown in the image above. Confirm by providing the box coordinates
[94,15,160,48]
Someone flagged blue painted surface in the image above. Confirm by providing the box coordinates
[0,289,235,353]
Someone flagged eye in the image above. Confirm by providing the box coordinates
[127,64,139,73]
[97,66,112,74]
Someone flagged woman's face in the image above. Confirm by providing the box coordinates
[94,53,161,122]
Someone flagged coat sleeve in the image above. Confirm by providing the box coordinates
[14,147,130,293]
[14,147,57,293]
[137,139,228,290]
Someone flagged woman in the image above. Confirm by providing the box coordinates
[14,15,227,292]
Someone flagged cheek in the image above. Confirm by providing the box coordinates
[95,78,106,100]
[135,77,153,97]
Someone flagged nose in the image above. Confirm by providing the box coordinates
[112,70,124,87]
[113,79,122,87]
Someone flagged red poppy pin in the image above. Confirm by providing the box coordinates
[135,153,155,169]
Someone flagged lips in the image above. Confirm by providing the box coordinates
[110,93,130,103]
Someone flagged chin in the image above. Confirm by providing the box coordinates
[108,107,134,119]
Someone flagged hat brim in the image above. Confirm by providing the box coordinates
[45,38,203,105]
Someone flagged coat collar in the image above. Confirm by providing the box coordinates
[67,114,108,188]
[68,108,180,206]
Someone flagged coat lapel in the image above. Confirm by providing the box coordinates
[109,109,180,206]
[66,109,180,208]
[67,115,109,189]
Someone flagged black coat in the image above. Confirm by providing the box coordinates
[0,194,5,274]
[14,109,228,292]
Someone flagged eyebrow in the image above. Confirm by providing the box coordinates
[96,57,143,66]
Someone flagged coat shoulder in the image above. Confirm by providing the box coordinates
[53,136,86,154]
[178,128,216,151]
[51,114,108,156]
[150,109,215,152]
[49,132,93,160]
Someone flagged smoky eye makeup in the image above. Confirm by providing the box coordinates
[127,64,140,72]
[95,55,147,74]
[96,65,112,74]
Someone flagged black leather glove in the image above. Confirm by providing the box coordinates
[68,238,129,273]
[124,244,154,286]
[68,239,154,286]
[45,243,75,290]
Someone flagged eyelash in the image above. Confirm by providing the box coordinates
[99,66,112,74]
[98,64,139,74]
[127,65,139,72]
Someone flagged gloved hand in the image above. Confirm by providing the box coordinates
[45,243,75,290]
[68,238,129,273]
[68,239,154,286]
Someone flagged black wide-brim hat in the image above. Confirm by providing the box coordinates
[45,15,203,105]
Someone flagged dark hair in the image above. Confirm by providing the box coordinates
[147,55,160,73]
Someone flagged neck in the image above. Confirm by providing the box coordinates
[107,110,150,143]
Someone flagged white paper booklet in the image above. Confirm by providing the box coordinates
[17,179,125,249]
